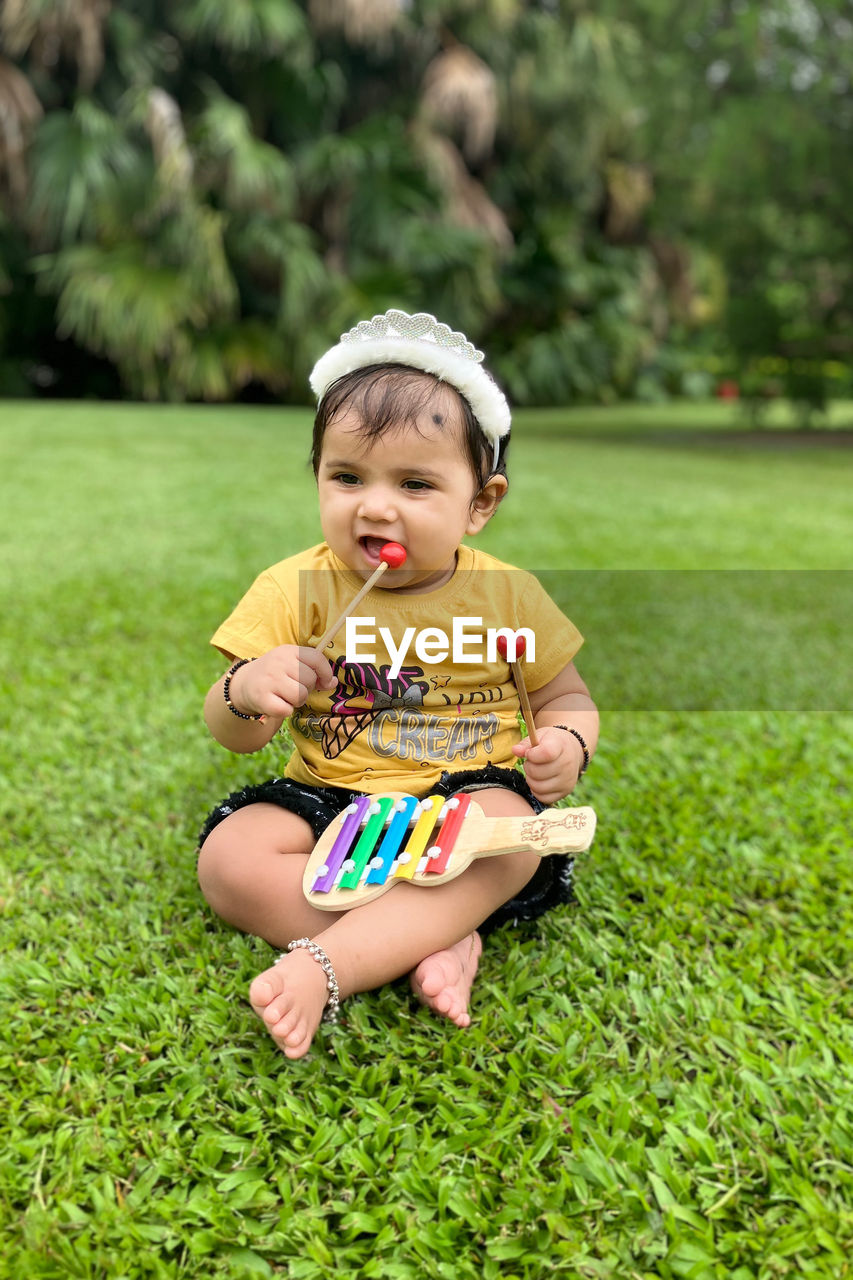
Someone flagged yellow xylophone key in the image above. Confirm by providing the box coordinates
[392,796,442,880]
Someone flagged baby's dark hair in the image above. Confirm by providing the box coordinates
[311,364,509,494]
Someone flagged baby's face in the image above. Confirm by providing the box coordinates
[317,404,488,593]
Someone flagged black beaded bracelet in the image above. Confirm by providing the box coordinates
[554,724,590,776]
[223,658,263,721]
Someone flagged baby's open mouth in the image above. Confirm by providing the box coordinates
[359,536,399,562]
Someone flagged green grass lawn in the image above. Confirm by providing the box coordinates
[1,401,851,1279]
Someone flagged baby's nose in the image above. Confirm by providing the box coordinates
[357,487,398,521]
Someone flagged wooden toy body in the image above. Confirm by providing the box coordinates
[303,791,596,910]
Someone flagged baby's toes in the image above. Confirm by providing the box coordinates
[277,1018,312,1060]
[266,983,313,1034]
[265,998,300,1037]
[249,966,285,1014]
[453,1005,471,1029]
[432,988,453,1016]
[443,989,469,1027]
[418,971,446,1000]
[440,991,463,1024]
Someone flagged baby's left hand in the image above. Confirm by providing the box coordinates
[512,727,585,805]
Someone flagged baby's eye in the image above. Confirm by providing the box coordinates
[402,479,432,491]
[334,472,360,486]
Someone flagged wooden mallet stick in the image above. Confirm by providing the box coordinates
[497,632,539,746]
[315,541,407,652]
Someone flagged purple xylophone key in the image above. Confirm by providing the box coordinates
[311,795,372,894]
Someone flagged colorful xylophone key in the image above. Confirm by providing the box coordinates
[392,797,443,881]
[309,794,372,894]
[423,792,472,875]
[364,796,419,885]
[337,796,396,889]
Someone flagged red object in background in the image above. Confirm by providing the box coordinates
[716,380,740,400]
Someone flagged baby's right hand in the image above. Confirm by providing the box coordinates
[228,646,337,720]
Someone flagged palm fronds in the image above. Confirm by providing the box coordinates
[602,160,653,244]
[308,0,403,48]
[0,0,110,90]
[26,99,139,243]
[414,127,511,253]
[194,89,293,213]
[419,43,498,164]
[144,89,193,198]
[0,55,42,206]
[170,0,308,56]
[5,2,838,407]
[37,200,239,399]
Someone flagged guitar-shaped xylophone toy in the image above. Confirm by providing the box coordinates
[303,791,596,910]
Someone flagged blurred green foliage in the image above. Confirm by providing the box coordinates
[0,1,851,416]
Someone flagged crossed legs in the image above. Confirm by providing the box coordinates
[197,790,540,1058]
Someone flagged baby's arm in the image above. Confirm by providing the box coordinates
[512,661,599,805]
[204,645,337,753]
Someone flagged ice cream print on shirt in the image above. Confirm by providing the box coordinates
[291,657,500,763]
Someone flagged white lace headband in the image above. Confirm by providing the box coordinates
[309,310,511,472]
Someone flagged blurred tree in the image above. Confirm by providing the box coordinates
[0,0,850,410]
[617,0,853,418]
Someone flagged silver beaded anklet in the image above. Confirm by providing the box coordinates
[279,938,341,1024]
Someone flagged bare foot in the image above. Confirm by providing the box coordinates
[409,932,483,1028]
[248,950,331,1059]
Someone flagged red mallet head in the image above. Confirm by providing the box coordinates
[496,632,527,661]
[380,542,407,569]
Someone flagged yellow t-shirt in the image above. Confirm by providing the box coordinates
[211,543,583,794]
